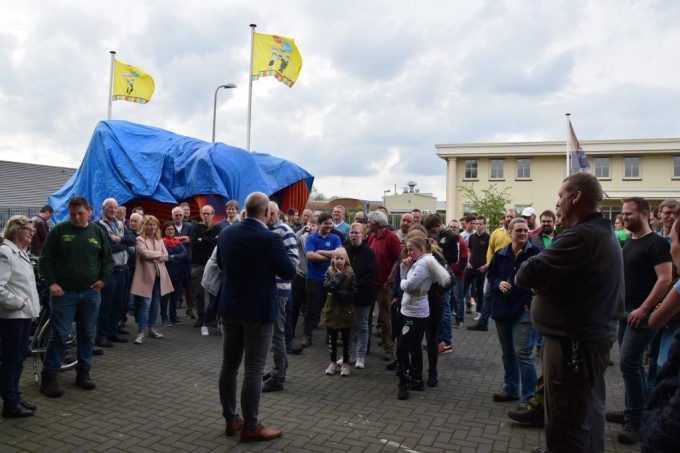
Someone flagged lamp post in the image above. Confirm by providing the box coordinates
[383,189,391,201]
[212,83,237,143]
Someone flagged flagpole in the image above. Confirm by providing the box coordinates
[246,24,256,151]
[565,113,571,177]
[108,51,116,120]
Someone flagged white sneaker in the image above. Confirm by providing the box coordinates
[336,358,343,365]
[355,357,365,369]
[341,364,350,377]
[474,313,481,321]
[201,326,209,337]
[148,329,163,339]
[325,363,337,375]
[134,333,144,344]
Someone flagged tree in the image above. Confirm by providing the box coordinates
[457,183,513,230]
[309,185,327,201]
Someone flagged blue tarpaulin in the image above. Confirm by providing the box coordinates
[48,120,314,221]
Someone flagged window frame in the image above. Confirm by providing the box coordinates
[489,158,505,181]
[463,159,478,181]
[623,156,641,180]
[515,158,531,180]
[594,156,611,180]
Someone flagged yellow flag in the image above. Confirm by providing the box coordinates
[112,59,155,103]
[251,32,302,87]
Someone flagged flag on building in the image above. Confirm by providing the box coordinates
[568,118,590,175]
[251,32,302,87]
[112,59,155,103]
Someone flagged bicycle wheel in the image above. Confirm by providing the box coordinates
[36,319,78,371]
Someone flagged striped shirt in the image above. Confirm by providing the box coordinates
[271,221,299,295]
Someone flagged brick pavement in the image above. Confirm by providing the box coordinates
[1,317,639,452]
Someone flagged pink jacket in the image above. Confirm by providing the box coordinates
[130,236,173,298]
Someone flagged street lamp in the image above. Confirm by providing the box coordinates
[212,83,237,143]
[383,189,391,200]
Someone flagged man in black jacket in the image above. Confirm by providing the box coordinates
[516,173,623,453]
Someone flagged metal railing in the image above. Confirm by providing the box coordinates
[0,205,41,232]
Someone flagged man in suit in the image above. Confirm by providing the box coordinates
[216,192,296,443]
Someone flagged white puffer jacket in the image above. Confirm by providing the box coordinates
[400,253,452,318]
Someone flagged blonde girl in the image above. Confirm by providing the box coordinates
[321,247,358,377]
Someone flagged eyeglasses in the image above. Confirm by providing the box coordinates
[21,227,35,233]
[201,212,214,216]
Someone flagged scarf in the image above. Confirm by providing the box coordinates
[162,237,180,248]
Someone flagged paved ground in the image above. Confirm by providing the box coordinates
[1,315,639,453]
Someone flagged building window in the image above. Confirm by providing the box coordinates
[623,156,640,179]
[464,159,478,180]
[674,156,680,179]
[594,157,610,179]
[516,159,531,180]
[489,159,504,180]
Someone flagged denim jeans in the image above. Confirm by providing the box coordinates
[452,279,464,323]
[375,286,395,353]
[284,291,294,344]
[477,277,492,327]
[303,279,326,337]
[138,279,160,333]
[463,268,486,315]
[425,301,444,377]
[351,305,371,359]
[618,317,657,423]
[219,319,273,430]
[202,293,217,325]
[290,274,306,340]
[437,288,452,345]
[0,318,31,408]
[494,311,537,403]
[657,319,680,368]
[160,280,183,323]
[268,293,288,384]
[97,268,126,339]
[43,288,100,373]
[191,264,206,318]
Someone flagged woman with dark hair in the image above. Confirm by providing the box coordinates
[160,221,188,327]
[130,216,174,345]
[0,216,40,417]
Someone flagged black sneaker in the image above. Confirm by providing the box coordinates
[467,324,488,331]
[617,421,640,445]
[507,405,544,428]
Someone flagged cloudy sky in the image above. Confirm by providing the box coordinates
[2,0,679,202]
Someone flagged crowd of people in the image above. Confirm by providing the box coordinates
[1,175,680,450]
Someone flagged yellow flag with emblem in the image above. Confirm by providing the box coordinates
[112,59,155,103]
[251,32,302,87]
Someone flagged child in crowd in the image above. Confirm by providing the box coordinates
[321,247,357,377]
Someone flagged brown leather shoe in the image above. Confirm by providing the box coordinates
[239,424,282,442]
[225,416,243,436]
